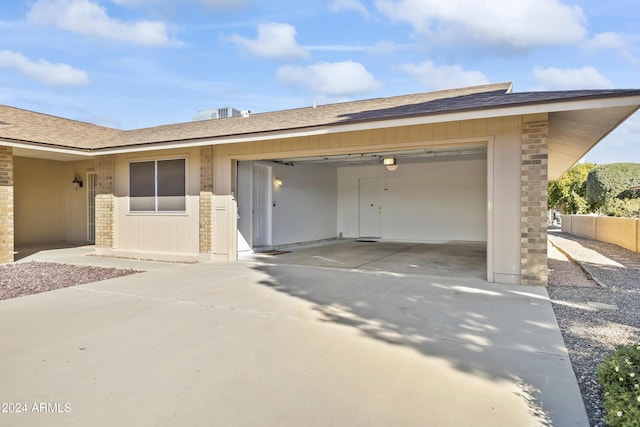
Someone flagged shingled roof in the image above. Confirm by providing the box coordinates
[0,105,119,149]
[94,82,514,149]
[2,82,640,152]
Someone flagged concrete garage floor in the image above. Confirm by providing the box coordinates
[0,247,588,426]
[240,240,487,279]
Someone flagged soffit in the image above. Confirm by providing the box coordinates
[548,105,639,180]
[267,144,487,167]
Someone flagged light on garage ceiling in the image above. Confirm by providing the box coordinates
[383,157,398,171]
[274,177,283,188]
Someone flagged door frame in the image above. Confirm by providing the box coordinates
[251,162,273,249]
[358,176,383,239]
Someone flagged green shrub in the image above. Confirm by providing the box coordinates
[601,199,640,218]
[596,343,640,426]
[548,162,597,213]
[587,163,640,209]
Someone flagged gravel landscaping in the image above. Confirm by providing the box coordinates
[0,262,141,301]
[548,230,640,427]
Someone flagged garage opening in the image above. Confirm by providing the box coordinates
[236,145,487,279]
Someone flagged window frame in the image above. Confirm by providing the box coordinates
[128,157,187,214]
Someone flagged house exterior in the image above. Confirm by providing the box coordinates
[1,82,639,286]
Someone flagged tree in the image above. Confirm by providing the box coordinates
[586,163,640,210]
[548,162,597,214]
[600,198,640,218]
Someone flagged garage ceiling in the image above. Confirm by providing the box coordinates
[269,144,487,167]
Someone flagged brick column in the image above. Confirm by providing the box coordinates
[521,121,549,286]
[199,146,214,254]
[95,155,115,249]
[0,147,14,263]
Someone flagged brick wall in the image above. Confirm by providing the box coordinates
[95,155,115,249]
[0,147,13,263]
[521,121,549,286]
[200,146,214,254]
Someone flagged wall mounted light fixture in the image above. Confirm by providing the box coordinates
[274,177,283,188]
[72,176,83,190]
[383,157,398,171]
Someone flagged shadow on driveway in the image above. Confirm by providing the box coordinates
[251,262,588,426]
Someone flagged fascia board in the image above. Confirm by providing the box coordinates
[5,94,640,157]
[0,139,94,157]
[96,94,640,155]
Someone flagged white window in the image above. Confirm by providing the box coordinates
[129,159,186,212]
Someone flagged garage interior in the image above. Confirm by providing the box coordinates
[236,145,489,279]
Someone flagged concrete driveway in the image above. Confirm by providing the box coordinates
[0,259,588,426]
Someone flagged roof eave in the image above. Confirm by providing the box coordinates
[5,92,640,156]
[1,137,95,157]
[94,93,640,154]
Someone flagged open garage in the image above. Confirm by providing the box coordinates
[236,146,488,279]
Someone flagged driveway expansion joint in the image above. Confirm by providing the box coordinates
[71,287,305,322]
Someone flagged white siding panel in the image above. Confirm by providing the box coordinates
[489,117,522,282]
[338,156,487,242]
[114,148,201,256]
[270,162,337,246]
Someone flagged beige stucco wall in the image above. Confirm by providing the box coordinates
[14,157,95,245]
[565,215,639,253]
[596,216,638,252]
[561,214,572,233]
[568,215,597,240]
[112,147,201,257]
[211,116,526,284]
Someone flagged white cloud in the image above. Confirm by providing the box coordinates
[306,44,370,52]
[587,32,627,51]
[27,0,170,46]
[277,61,381,96]
[370,40,408,55]
[585,32,638,64]
[0,50,89,86]
[305,41,411,54]
[532,66,613,90]
[375,0,587,50]
[196,0,246,8]
[112,0,246,10]
[329,0,370,19]
[397,61,489,90]
[229,22,308,60]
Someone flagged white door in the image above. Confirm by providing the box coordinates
[252,164,271,247]
[87,172,97,243]
[359,177,382,238]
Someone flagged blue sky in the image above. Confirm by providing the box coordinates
[1,0,639,164]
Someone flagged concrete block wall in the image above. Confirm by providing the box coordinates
[0,147,13,263]
[520,121,549,286]
[567,215,596,240]
[596,217,637,252]
[95,155,115,249]
[563,215,639,253]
